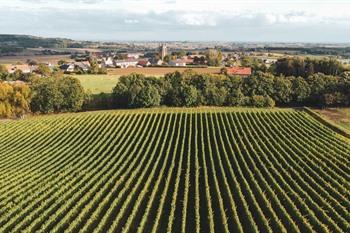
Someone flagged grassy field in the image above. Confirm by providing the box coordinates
[314,108,350,132]
[74,74,119,94]
[0,108,349,232]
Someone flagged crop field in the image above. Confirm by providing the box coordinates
[0,108,350,232]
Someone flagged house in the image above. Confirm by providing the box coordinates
[6,64,32,74]
[75,61,91,72]
[263,58,277,65]
[103,57,115,67]
[115,59,139,68]
[169,59,187,67]
[137,60,151,67]
[60,63,75,73]
[225,67,252,76]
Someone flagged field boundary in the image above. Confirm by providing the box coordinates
[303,107,350,139]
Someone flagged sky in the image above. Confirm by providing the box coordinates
[0,0,350,43]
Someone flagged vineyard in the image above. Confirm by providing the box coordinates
[0,108,349,233]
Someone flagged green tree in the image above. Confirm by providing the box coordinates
[206,49,222,66]
[290,76,311,103]
[113,73,162,108]
[58,76,85,112]
[273,77,292,104]
[133,84,161,108]
[180,84,200,107]
[36,64,52,77]
[30,76,84,113]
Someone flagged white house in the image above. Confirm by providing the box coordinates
[103,57,115,67]
[60,63,75,72]
[115,59,139,68]
[169,59,187,67]
[75,61,91,72]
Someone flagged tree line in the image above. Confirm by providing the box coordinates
[0,76,85,118]
[273,57,345,77]
[110,70,350,109]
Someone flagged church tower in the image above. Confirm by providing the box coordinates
[159,43,167,60]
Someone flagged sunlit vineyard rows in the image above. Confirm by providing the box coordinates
[0,108,349,233]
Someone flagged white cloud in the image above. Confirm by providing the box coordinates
[1,0,350,42]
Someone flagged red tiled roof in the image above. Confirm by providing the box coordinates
[226,67,252,76]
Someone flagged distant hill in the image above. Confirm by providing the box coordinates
[0,34,77,48]
[0,34,86,54]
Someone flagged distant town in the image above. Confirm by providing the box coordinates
[1,35,350,79]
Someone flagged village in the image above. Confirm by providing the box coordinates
[0,43,284,78]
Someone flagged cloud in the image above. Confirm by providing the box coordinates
[0,0,350,42]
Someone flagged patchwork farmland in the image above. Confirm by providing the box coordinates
[0,108,349,233]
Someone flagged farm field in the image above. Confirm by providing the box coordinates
[0,108,350,232]
[0,55,73,65]
[74,74,120,94]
